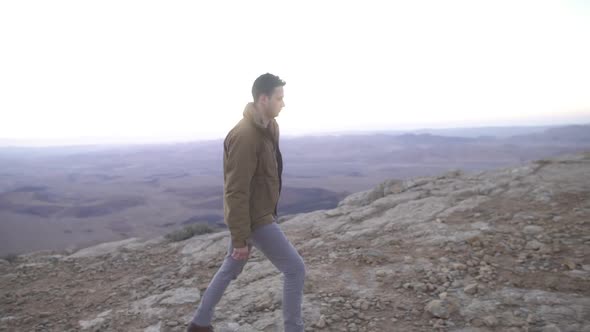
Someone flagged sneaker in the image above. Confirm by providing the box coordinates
[186,322,214,332]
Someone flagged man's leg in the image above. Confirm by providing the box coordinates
[251,222,306,332]
[190,240,251,326]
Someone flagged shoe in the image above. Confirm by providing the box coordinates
[186,322,214,332]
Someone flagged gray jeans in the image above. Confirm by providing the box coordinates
[190,222,306,332]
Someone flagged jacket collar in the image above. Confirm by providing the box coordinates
[243,102,280,145]
[243,102,271,129]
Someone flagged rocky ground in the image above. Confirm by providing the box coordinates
[1,153,589,332]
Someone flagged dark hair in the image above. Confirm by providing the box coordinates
[252,73,286,102]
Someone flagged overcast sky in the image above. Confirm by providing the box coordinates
[1,0,589,145]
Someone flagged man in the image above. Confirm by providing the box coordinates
[187,73,306,332]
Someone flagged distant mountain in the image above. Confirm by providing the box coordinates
[300,124,571,139]
[506,125,590,144]
[410,125,554,138]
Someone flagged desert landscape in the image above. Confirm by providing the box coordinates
[2,1,588,330]
[0,124,589,255]
[0,151,588,331]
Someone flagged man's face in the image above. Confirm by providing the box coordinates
[261,86,285,118]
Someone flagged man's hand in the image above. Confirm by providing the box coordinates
[231,246,250,260]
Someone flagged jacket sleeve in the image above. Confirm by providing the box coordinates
[224,131,257,248]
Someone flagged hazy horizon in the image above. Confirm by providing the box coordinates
[1,120,590,148]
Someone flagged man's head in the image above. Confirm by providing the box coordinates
[252,73,286,119]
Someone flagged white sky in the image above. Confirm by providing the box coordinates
[1,0,589,145]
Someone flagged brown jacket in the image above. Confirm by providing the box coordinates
[223,103,283,247]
